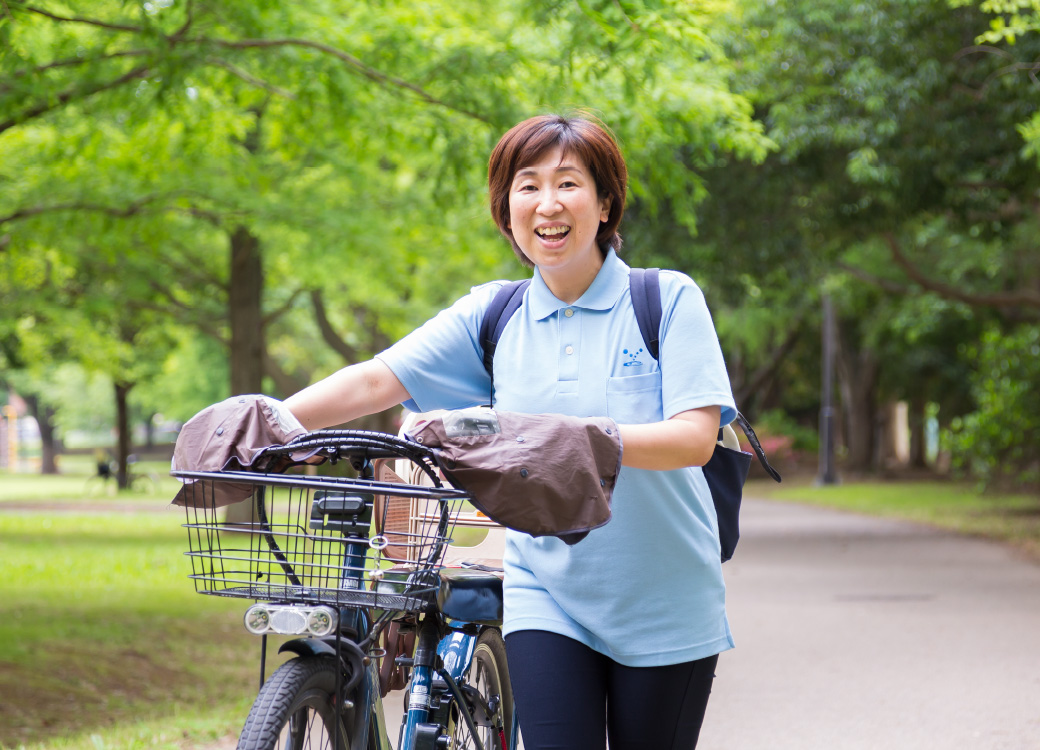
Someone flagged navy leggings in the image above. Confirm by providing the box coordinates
[504,630,718,750]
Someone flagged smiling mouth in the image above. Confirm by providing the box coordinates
[535,225,571,241]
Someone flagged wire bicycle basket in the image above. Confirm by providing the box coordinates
[173,430,471,613]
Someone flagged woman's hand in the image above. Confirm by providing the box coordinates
[283,359,410,431]
[617,406,721,470]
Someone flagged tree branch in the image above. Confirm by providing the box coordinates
[733,315,804,406]
[837,262,915,295]
[883,233,1040,310]
[611,0,642,33]
[0,194,164,227]
[170,0,195,40]
[954,44,1015,62]
[169,203,243,226]
[984,61,1040,91]
[165,239,227,292]
[137,286,227,343]
[1,50,151,91]
[263,288,304,328]
[0,192,244,229]
[262,346,307,398]
[0,63,152,135]
[204,56,296,99]
[310,289,360,362]
[2,15,488,130]
[187,35,492,124]
[22,4,144,33]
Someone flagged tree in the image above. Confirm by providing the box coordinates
[1,0,769,476]
[685,0,1040,474]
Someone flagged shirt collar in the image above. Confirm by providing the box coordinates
[527,249,630,320]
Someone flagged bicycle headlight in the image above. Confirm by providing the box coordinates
[244,605,271,635]
[306,607,337,637]
[242,604,339,637]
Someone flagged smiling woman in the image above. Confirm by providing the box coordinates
[282,112,738,750]
[503,148,611,303]
[487,114,627,269]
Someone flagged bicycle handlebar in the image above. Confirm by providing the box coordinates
[254,428,440,477]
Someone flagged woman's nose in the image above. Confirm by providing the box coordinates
[537,190,562,214]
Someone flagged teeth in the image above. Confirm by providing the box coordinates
[536,226,570,237]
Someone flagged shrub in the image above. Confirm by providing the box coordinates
[947,324,1040,489]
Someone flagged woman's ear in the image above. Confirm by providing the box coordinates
[599,195,612,223]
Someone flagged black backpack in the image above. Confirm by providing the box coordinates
[478,268,781,561]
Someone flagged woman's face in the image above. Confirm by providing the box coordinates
[508,146,611,280]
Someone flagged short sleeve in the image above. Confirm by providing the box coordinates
[658,271,737,426]
[376,282,503,413]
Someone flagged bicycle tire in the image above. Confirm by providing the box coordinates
[450,629,514,750]
[83,475,115,498]
[129,472,159,495]
[236,656,352,750]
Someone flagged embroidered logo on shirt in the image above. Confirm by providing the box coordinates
[622,348,644,367]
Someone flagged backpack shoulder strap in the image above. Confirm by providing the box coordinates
[629,267,662,361]
[479,279,530,380]
[631,269,782,484]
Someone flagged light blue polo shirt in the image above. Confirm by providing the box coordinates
[377,250,736,666]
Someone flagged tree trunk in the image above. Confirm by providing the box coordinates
[143,412,155,450]
[224,226,265,526]
[836,327,878,473]
[229,225,264,396]
[875,400,905,472]
[22,394,59,474]
[114,381,133,490]
[225,111,267,526]
[908,396,928,469]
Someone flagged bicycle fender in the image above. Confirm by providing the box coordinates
[278,637,337,658]
[279,637,368,697]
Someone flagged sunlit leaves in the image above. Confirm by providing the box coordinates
[1,0,768,434]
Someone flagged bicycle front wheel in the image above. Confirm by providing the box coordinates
[129,471,159,494]
[451,629,513,750]
[236,656,352,750]
[84,475,115,498]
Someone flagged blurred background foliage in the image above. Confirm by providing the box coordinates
[1,0,1038,491]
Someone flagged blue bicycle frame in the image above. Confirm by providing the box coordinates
[276,516,516,750]
[396,618,519,750]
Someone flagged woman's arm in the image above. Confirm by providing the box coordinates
[282,359,410,431]
[617,405,720,470]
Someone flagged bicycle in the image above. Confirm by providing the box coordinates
[173,428,518,750]
[85,454,160,496]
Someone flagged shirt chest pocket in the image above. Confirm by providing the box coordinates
[606,371,663,424]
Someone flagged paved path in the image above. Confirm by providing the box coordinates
[698,498,1040,750]
[199,495,1040,749]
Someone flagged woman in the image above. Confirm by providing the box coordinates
[284,114,736,749]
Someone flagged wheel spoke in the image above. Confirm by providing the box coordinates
[451,633,509,750]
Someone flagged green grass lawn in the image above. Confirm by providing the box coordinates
[0,459,180,504]
[748,476,1040,559]
[0,470,491,750]
[0,510,280,750]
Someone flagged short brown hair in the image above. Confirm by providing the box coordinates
[488,114,628,267]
